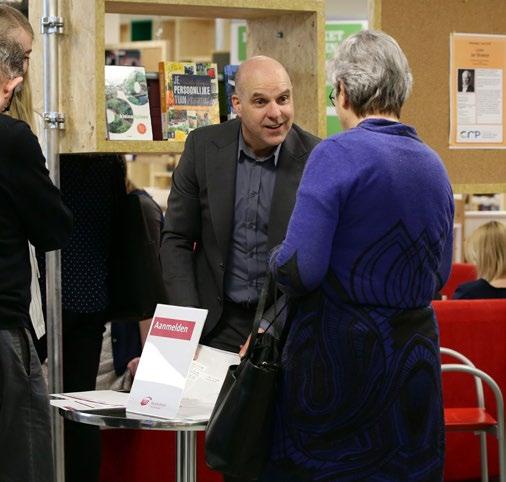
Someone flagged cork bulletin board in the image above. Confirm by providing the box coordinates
[371,0,506,192]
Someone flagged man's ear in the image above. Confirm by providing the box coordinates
[1,77,23,100]
[231,93,241,117]
[4,76,23,96]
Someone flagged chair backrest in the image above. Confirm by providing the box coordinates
[433,299,506,480]
[440,262,477,298]
[440,347,485,408]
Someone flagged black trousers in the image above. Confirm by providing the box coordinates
[0,327,54,482]
[202,300,257,353]
[62,311,106,482]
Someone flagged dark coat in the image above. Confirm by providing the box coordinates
[160,118,319,336]
[0,115,72,329]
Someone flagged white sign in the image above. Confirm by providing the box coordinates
[127,304,208,419]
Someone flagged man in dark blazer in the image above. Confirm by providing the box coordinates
[0,37,72,482]
[160,56,319,353]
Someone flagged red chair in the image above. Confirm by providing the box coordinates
[434,299,506,480]
[440,263,477,299]
[441,347,505,482]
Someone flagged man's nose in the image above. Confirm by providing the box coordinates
[266,101,282,118]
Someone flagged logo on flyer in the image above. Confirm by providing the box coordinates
[140,396,152,406]
[150,317,195,340]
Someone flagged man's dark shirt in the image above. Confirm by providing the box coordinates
[223,132,281,305]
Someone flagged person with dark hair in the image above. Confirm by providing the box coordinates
[58,154,165,482]
[264,30,454,481]
[0,37,72,482]
[57,153,126,482]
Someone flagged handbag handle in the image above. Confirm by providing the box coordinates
[244,271,273,360]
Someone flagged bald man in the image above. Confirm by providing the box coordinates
[160,56,319,352]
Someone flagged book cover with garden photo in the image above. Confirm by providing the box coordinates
[105,65,153,141]
[159,62,219,141]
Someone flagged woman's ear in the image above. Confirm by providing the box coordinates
[338,81,349,109]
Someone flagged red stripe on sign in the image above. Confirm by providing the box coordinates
[150,317,195,340]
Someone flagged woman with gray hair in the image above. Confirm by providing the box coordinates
[263,30,454,481]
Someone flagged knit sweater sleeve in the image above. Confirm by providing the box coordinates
[270,139,355,294]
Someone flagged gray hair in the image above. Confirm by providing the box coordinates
[0,37,24,81]
[328,30,413,118]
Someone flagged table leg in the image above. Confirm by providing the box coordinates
[176,431,197,482]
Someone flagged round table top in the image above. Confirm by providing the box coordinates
[58,407,207,431]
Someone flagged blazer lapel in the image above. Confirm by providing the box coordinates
[267,127,308,249]
[206,120,241,263]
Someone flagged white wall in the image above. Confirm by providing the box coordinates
[326,0,368,20]
[105,14,121,44]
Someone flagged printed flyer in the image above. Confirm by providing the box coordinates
[450,33,506,148]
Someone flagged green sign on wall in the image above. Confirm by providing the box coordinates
[326,21,367,136]
[238,25,247,62]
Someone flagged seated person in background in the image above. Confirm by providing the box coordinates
[453,221,506,299]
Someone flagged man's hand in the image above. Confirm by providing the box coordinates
[127,357,141,378]
[239,328,265,358]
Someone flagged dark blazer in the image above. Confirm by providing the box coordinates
[0,115,72,329]
[160,118,319,336]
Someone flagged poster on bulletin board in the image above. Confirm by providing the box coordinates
[450,33,506,149]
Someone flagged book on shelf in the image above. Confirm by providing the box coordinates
[105,65,153,141]
[146,73,163,141]
[159,62,219,141]
[223,64,239,120]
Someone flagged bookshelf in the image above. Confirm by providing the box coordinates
[29,0,326,155]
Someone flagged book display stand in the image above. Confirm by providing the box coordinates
[29,0,326,155]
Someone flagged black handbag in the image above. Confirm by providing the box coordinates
[205,272,286,479]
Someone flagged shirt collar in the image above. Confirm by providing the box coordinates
[237,128,281,166]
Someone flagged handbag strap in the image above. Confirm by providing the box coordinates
[245,270,291,358]
[244,271,273,360]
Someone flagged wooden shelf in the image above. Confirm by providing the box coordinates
[105,0,323,18]
[97,139,185,154]
[30,0,325,154]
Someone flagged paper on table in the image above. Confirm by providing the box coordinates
[50,399,116,411]
[176,399,215,422]
[50,390,129,411]
[52,390,129,405]
[181,344,240,407]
